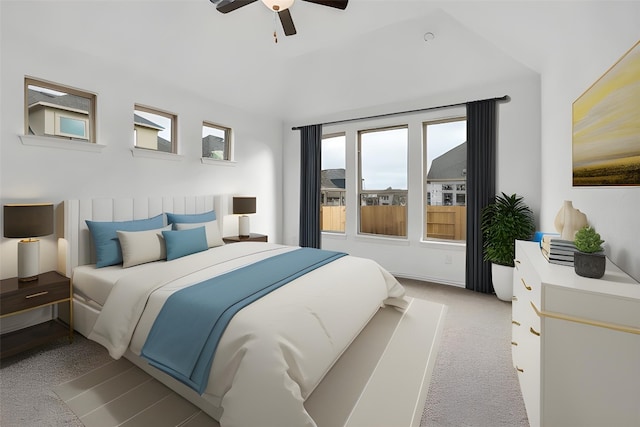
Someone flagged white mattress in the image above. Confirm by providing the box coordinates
[73,256,201,307]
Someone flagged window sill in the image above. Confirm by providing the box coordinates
[354,234,410,246]
[19,135,105,153]
[321,231,347,240]
[419,239,466,251]
[131,147,183,161]
[201,158,236,167]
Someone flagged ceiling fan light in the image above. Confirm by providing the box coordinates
[261,0,294,11]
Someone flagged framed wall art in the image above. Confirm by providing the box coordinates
[572,39,640,186]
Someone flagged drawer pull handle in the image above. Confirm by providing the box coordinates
[530,327,541,336]
[521,278,532,291]
[512,296,518,302]
[25,291,49,299]
[512,320,521,326]
[511,341,518,346]
[516,366,524,373]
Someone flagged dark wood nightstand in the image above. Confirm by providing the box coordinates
[223,233,268,243]
[0,271,73,359]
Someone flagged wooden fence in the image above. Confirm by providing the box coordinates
[320,205,466,240]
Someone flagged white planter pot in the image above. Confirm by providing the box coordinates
[491,263,514,302]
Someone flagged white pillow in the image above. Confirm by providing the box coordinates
[117,225,172,268]
[175,220,225,248]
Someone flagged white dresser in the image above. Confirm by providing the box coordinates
[511,240,640,427]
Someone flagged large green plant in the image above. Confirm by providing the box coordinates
[481,192,535,267]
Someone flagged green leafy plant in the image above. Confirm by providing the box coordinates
[574,226,604,253]
[481,192,535,267]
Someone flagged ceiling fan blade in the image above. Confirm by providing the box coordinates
[279,9,297,36]
[214,0,258,14]
[301,0,348,10]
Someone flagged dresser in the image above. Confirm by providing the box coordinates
[512,240,640,427]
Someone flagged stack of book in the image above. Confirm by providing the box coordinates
[541,236,578,266]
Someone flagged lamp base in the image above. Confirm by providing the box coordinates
[18,239,40,282]
[239,215,250,237]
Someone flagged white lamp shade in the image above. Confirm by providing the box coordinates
[261,0,294,11]
[18,240,40,281]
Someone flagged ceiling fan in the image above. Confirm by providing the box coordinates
[211,0,348,39]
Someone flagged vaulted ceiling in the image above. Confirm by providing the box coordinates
[5,1,614,122]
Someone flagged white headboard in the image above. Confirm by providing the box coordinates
[62,195,223,275]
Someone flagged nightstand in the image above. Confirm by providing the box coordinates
[223,233,268,243]
[0,271,73,359]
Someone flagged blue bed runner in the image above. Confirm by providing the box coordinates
[141,247,347,394]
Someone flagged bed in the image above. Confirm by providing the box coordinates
[61,195,446,427]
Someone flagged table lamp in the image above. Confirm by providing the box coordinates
[233,197,256,237]
[3,203,54,281]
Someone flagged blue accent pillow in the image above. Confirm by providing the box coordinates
[86,214,164,268]
[166,210,216,225]
[162,227,208,261]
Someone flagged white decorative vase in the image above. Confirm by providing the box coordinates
[491,263,514,302]
[554,200,588,241]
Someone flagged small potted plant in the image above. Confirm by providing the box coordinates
[481,192,536,301]
[573,226,606,278]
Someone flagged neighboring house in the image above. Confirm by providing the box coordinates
[133,114,170,152]
[427,142,467,206]
[27,88,90,140]
[202,134,225,159]
[321,168,346,206]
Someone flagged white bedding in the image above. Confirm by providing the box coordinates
[85,242,407,427]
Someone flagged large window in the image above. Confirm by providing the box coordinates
[358,126,408,237]
[321,133,346,233]
[134,105,176,153]
[25,77,96,142]
[424,118,467,241]
[202,121,232,160]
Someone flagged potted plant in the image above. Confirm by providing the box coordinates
[573,226,606,278]
[481,192,535,301]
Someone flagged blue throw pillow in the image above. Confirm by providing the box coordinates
[166,210,216,225]
[162,227,208,261]
[86,214,164,268]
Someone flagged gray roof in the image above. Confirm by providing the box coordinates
[134,113,164,130]
[321,169,345,189]
[427,142,467,181]
[202,134,225,157]
[27,88,90,111]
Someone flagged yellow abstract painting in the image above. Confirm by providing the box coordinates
[572,39,640,186]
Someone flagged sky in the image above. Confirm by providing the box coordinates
[322,120,466,190]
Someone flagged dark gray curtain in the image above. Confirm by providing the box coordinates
[299,124,322,248]
[465,99,497,293]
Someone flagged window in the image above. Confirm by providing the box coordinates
[358,126,408,237]
[202,122,231,160]
[424,118,467,241]
[134,105,176,153]
[321,133,346,233]
[25,77,96,142]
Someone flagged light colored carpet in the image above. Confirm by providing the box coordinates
[0,279,529,427]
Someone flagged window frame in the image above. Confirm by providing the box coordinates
[202,121,232,161]
[134,104,177,154]
[357,124,409,238]
[321,132,347,234]
[24,77,97,143]
[423,116,468,242]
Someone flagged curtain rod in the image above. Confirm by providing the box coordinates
[291,95,509,130]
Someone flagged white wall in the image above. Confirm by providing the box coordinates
[0,38,283,280]
[283,74,541,286]
[540,29,640,281]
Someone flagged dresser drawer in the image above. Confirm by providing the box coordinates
[0,281,70,315]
